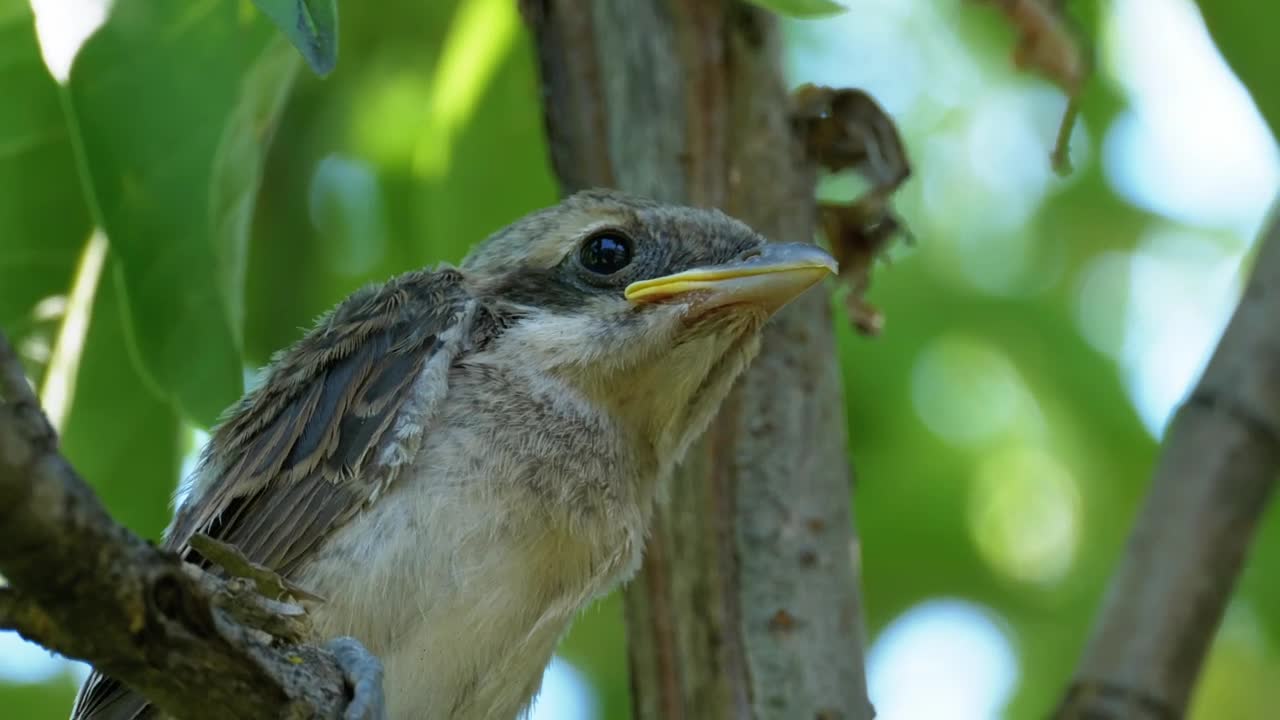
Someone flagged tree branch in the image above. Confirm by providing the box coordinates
[0,332,351,720]
[522,2,874,718]
[1055,204,1280,718]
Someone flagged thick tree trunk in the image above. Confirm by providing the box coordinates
[521,3,874,718]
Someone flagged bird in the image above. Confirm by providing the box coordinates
[70,189,837,720]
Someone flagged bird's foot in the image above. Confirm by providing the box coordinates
[189,532,325,603]
[327,636,387,720]
[185,535,384,718]
[185,533,323,645]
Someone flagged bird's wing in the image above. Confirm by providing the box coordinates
[71,267,493,720]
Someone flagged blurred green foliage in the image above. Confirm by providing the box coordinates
[2,0,1278,719]
[746,0,847,19]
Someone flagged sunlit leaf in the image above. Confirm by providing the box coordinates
[37,232,108,433]
[65,0,298,426]
[411,0,520,177]
[744,0,846,18]
[252,0,339,76]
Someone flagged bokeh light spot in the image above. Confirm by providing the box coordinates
[784,0,990,122]
[1074,250,1132,360]
[351,72,437,167]
[1120,227,1243,437]
[911,335,1030,447]
[868,598,1018,720]
[1102,0,1279,235]
[529,655,599,720]
[308,154,389,277]
[968,445,1081,585]
[412,0,520,178]
[919,84,1086,297]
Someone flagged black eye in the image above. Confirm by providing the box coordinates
[578,232,634,275]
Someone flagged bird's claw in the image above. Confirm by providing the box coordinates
[327,636,387,720]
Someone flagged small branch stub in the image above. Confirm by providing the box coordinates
[971,0,1089,174]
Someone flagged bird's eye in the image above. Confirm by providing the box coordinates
[578,232,634,275]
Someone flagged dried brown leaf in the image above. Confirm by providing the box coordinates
[793,84,912,335]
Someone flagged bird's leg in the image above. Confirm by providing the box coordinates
[188,534,388,719]
[327,636,388,720]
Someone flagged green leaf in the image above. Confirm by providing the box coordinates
[0,1,91,369]
[210,36,302,344]
[59,261,183,542]
[252,0,339,76]
[744,0,847,18]
[63,0,300,426]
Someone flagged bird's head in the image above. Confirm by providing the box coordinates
[462,189,836,465]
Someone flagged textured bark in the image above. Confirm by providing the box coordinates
[522,2,873,719]
[0,333,351,720]
[1054,208,1280,718]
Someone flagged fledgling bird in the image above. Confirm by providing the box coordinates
[72,189,836,720]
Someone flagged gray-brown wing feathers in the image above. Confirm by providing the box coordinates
[71,268,489,720]
[188,330,435,576]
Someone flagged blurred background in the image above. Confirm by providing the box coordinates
[3,0,1278,717]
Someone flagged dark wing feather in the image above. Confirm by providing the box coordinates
[71,268,491,720]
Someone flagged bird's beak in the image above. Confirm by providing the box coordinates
[624,243,838,314]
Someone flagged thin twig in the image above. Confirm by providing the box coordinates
[1055,204,1280,718]
[1051,96,1080,176]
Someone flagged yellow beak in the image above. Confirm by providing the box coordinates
[624,243,837,314]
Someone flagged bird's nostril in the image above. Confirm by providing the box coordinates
[738,248,763,261]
